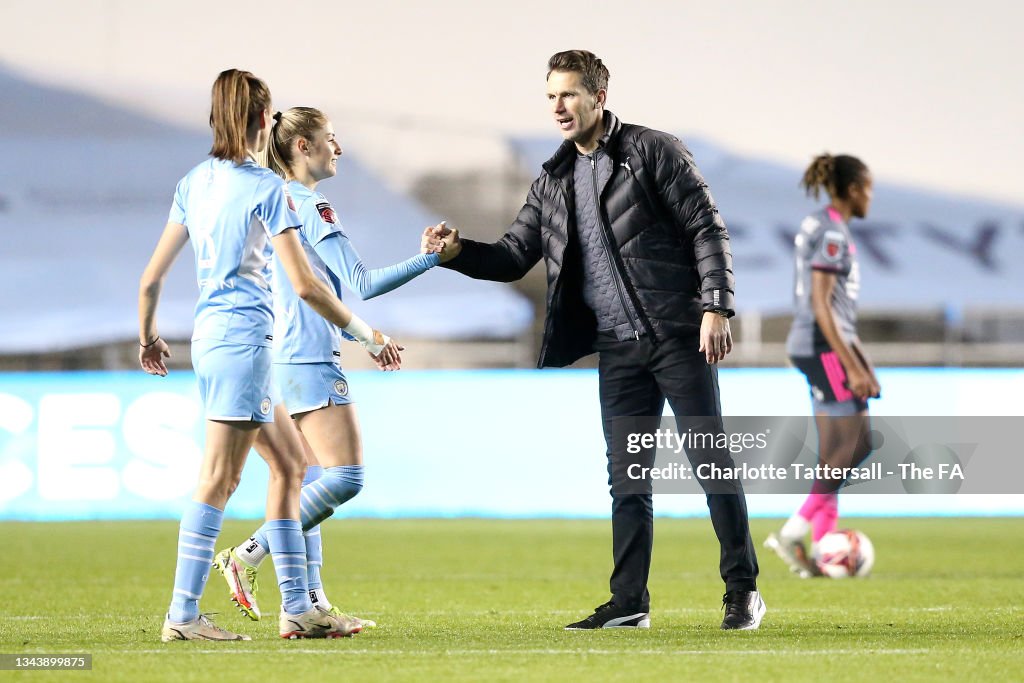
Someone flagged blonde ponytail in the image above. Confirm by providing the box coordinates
[257,107,329,179]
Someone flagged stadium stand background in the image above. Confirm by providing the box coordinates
[0,63,1020,520]
[2,67,1022,372]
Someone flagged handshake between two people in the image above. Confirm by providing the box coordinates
[364,220,458,372]
[421,221,461,262]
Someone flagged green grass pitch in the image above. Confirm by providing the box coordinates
[1,517,1022,682]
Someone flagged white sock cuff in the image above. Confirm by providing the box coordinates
[235,535,269,567]
[780,514,811,542]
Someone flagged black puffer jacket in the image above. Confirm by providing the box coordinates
[445,111,735,368]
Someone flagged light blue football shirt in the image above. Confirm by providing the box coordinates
[272,183,345,363]
[169,157,301,347]
[272,181,439,364]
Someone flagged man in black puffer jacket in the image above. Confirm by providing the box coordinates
[423,50,764,631]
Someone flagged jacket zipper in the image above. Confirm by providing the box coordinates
[592,155,641,341]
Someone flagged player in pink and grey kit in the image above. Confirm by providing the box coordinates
[765,153,880,577]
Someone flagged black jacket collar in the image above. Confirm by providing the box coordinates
[542,110,623,179]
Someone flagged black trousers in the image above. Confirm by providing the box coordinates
[597,332,759,611]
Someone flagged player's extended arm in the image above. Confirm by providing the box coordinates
[138,221,189,376]
[438,180,544,282]
[810,269,877,399]
[313,231,439,300]
[272,228,401,369]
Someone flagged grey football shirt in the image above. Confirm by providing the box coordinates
[785,207,860,356]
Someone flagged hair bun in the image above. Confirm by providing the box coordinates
[272,111,282,123]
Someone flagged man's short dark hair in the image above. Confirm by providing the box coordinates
[547,50,610,94]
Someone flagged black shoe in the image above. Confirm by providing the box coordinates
[720,590,766,630]
[565,601,651,630]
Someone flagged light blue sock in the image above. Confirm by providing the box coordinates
[168,502,223,623]
[251,524,269,559]
[303,465,324,487]
[300,465,363,598]
[305,527,323,591]
[264,519,313,615]
[243,465,361,571]
[302,466,325,592]
[299,465,364,529]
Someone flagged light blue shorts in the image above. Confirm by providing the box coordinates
[274,362,353,417]
[191,339,275,423]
